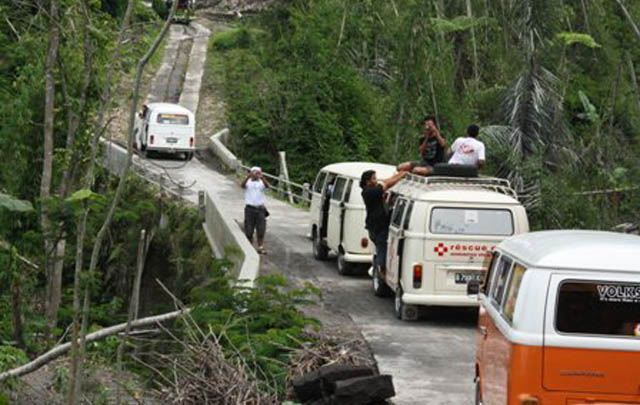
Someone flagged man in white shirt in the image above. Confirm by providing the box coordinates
[241,167,271,254]
[448,124,486,168]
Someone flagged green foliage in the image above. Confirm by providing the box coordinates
[0,193,33,213]
[152,0,169,20]
[189,270,321,395]
[430,16,495,33]
[556,32,601,48]
[211,28,266,51]
[0,346,27,372]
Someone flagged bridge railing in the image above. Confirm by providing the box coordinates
[208,128,311,206]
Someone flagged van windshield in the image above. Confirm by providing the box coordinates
[556,281,640,337]
[430,208,513,236]
[157,113,189,125]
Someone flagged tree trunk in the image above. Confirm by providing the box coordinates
[466,0,479,85]
[42,0,60,339]
[0,308,191,382]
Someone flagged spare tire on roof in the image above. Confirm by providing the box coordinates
[433,163,478,177]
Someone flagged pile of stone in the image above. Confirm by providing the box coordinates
[292,364,395,405]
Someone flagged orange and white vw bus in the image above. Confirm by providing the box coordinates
[469,230,640,405]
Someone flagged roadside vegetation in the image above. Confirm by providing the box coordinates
[211,0,640,231]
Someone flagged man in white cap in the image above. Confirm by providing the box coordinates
[241,166,271,254]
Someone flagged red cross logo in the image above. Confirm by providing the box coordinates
[434,243,448,256]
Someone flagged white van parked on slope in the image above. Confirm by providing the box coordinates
[373,174,529,320]
[310,162,396,275]
[135,103,195,160]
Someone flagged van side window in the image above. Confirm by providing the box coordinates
[343,179,353,203]
[491,256,513,307]
[556,281,640,337]
[332,177,347,201]
[483,252,500,295]
[403,201,413,230]
[502,263,527,322]
[313,172,327,193]
[391,199,407,228]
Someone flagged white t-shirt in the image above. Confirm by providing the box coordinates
[245,179,266,206]
[448,137,486,166]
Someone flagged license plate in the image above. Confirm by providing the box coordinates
[454,272,482,284]
[166,137,178,144]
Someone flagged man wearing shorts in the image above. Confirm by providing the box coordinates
[242,167,271,254]
[397,116,447,176]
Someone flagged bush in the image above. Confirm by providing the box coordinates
[152,0,168,20]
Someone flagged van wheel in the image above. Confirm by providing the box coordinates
[395,285,418,321]
[312,231,328,261]
[373,266,392,297]
[337,251,352,275]
[475,379,483,405]
[184,152,194,161]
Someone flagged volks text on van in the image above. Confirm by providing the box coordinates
[597,284,640,303]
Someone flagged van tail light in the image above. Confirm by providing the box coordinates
[149,135,154,145]
[413,264,423,289]
[518,394,540,405]
[361,238,368,248]
[189,137,194,147]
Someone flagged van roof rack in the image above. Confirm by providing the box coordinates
[401,173,519,200]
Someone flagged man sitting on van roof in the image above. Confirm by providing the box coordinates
[447,124,486,169]
[397,116,447,176]
[360,169,407,275]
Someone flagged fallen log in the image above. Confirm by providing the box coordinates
[0,308,190,382]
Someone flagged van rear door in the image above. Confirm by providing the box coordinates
[543,275,640,396]
[427,207,514,294]
[153,112,194,150]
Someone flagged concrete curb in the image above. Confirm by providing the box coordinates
[208,128,241,170]
[203,192,259,288]
[179,22,211,114]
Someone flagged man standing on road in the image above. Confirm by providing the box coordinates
[360,169,407,274]
[397,116,447,176]
[448,124,486,169]
[242,167,271,254]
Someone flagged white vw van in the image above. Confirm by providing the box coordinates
[310,162,396,275]
[135,103,195,160]
[372,174,529,320]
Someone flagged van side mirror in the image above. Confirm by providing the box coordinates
[467,279,480,296]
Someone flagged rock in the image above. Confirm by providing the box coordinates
[293,369,323,403]
[318,364,374,392]
[332,375,395,404]
[294,364,376,402]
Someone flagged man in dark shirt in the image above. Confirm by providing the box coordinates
[360,169,407,274]
[397,116,447,176]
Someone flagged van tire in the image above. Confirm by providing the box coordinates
[185,152,194,161]
[337,251,353,275]
[395,285,418,321]
[475,379,483,405]
[373,266,392,297]
[312,231,328,261]
[433,163,478,177]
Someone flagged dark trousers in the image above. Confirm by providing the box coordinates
[368,228,389,271]
[244,205,266,242]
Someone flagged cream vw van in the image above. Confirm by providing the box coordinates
[310,162,396,275]
[469,230,640,405]
[135,103,195,160]
[372,174,529,320]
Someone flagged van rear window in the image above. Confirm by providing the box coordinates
[556,281,640,337]
[157,114,189,125]
[429,208,513,236]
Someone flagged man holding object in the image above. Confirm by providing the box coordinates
[242,167,271,254]
[397,116,447,176]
